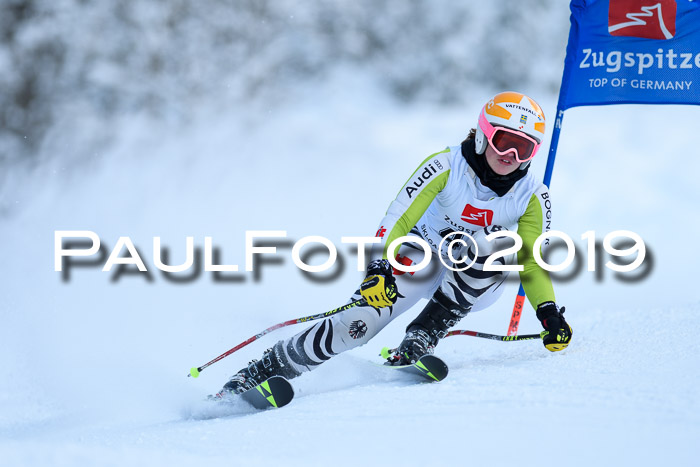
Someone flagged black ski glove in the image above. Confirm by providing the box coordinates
[360,259,399,309]
[536,302,572,352]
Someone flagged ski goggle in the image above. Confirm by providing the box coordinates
[478,110,541,163]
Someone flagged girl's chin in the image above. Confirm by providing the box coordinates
[493,165,517,175]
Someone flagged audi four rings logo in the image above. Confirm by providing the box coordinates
[460,204,494,227]
[608,0,677,40]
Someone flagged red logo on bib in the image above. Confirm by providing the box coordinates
[608,0,676,40]
[392,254,415,276]
[461,204,493,227]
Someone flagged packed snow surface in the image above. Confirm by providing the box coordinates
[1,81,698,466]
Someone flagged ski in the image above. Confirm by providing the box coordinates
[382,354,449,382]
[210,375,295,410]
[240,375,295,409]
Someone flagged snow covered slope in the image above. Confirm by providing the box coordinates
[1,80,699,466]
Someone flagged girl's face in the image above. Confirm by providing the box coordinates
[484,142,521,175]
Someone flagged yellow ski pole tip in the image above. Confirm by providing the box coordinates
[189,367,200,378]
[380,347,391,359]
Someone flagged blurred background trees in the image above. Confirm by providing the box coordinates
[0,0,568,167]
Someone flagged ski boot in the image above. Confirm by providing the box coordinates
[214,342,300,398]
[387,327,436,365]
[388,289,470,365]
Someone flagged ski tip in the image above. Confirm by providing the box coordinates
[189,367,200,378]
[242,375,295,410]
[417,355,449,381]
[380,347,392,359]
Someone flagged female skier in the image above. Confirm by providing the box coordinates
[218,91,572,395]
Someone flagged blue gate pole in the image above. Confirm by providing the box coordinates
[543,108,565,188]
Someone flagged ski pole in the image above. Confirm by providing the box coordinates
[188,298,367,378]
[381,329,541,358]
[445,329,541,341]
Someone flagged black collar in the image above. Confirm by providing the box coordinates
[461,139,528,197]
